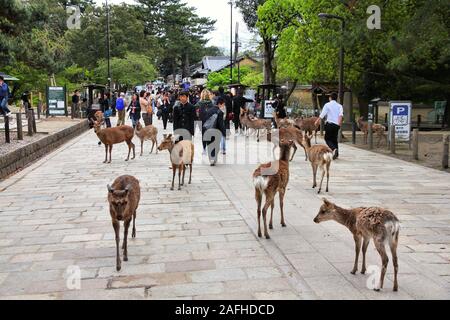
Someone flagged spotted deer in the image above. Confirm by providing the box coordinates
[314,199,400,292]
[303,133,335,194]
[253,139,294,239]
[135,122,158,156]
[296,117,320,144]
[357,117,387,146]
[93,121,135,163]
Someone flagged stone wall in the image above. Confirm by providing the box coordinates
[0,120,89,180]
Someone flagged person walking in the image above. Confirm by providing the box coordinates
[71,90,80,117]
[195,89,214,153]
[315,92,343,160]
[203,96,226,166]
[127,93,141,128]
[116,93,126,126]
[173,91,195,140]
[217,97,228,155]
[272,94,286,128]
[218,87,233,135]
[140,90,151,127]
[100,93,112,128]
[145,92,153,125]
[160,93,172,130]
[232,89,254,135]
[0,76,12,116]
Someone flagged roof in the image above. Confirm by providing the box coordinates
[312,82,350,94]
[0,72,19,81]
[190,55,260,78]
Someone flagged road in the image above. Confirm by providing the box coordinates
[0,118,449,299]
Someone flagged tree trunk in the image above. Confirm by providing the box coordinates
[182,52,190,79]
[263,38,273,85]
[443,93,450,129]
[357,96,369,119]
[285,80,298,102]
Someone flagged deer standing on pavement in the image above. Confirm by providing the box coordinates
[242,109,272,142]
[135,122,158,156]
[157,134,194,191]
[92,121,135,163]
[253,139,294,239]
[314,199,400,292]
[268,126,308,161]
[357,117,387,146]
[108,175,141,271]
[303,133,334,194]
[296,117,320,144]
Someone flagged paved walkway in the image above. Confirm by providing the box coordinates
[0,119,449,300]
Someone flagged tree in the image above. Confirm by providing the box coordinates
[207,66,263,89]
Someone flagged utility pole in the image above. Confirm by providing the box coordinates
[229,0,233,85]
[106,0,112,95]
[235,22,240,83]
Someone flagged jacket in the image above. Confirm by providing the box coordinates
[205,106,226,137]
[195,100,213,123]
[127,100,141,120]
[173,102,195,137]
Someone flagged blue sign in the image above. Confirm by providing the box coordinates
[390,101,412,142]
[393,105,409,116]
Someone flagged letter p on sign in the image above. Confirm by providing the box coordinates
[367,5,381,30]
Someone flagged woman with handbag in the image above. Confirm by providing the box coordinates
[127,93,141,128]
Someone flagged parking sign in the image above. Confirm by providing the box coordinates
[389,101,412,142]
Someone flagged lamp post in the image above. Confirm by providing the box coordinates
[318,13,345,106]
[106,0,112,95]
[229,1,233,85]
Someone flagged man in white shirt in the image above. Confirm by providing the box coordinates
[315,92,343,159]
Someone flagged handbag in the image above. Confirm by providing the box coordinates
[104,109,112,118]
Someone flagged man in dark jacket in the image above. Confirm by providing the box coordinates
[233,90,254,134]
[218,86,233,132]
[173,91,195,140]
[272,94,286,128]
[204,97,226,166]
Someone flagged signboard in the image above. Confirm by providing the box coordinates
[264,100,275,119]
[47,86,67,116]
[389,101,412,142]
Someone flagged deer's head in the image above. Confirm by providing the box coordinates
[93,121,102,134]
[136,122,143,131]
[314,199,338,224]
[157,134,174,152]
[302,133,313,148]
[108,184,132,221]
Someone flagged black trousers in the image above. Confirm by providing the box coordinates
[325,122,340,156]
[162,113,169,130]
[233,111,240,131]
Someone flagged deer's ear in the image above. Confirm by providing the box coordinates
[107,185,114,193]
[163,134,167,139]
[323,198,332,207]
[168,134,173,139]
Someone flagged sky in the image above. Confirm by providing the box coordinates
[96,0,255,52]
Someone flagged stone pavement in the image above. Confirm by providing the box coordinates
[0,118,449,300]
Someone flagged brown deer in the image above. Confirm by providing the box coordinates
[296,117,320,144]
[93,121,135,163]
[357,117,387,146]
[314,199,400,292]
[242,110,272,142]
[274,112,294,128]
[303,133,334,194]
[157,134,194,191]
[253,139,294,239]
[268,125,308,161]
[107,175,141,271]
[135,122,158,156]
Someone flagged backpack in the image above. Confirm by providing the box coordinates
[203,113,218,131]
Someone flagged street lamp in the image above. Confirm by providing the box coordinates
[318,13,345,106]
[106,0,112,95]
[229,1,233,85]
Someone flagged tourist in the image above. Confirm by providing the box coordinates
[233,89,254,135]
[116,93,126,126]
[203,96,226,165]
[160,93,172,130]
[0,76,11,116]
[195,89,214,153]
[127,93,141,128]
[173,91,195,139]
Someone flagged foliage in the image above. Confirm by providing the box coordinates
[207,65,263,90]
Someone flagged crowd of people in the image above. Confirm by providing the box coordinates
[74,84,343,164]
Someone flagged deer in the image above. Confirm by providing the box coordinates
[92,121,135,163]
[135,122,158,156]
[253,138,294,239]
[242,110,272,142]
[107,175,141,272]
[268,125,308,162]
[302,133,335,194]
[357,117,387,146]
[296,117,320,144]
[157,134,194,191]
[314,199,400,292]
[274,112,295,128]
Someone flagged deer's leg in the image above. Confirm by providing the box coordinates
[373,236,389,291]
[262,193,275,239]
[318,166,326,194]
[389,231,399,291]
[178,166,182,190]
[188,165,193,184]
[171,167,176,191]
[279,189,287,227]
[303,145,308,161]
[132,211,137,238]
[290,144,298,162]
[182,165,186,186]
[113,221,121,271]
[150,139,155,154]
[123,219,131,262]
[125,141,131,161]
[255,189,263,238]
[104,145,108,163]
[325,162,331,193]
[108,145,113,163]
[131,141,135,159]
[140,139,144,156]
[269,199,275,230]
[312,164,318,189]
[361,237,370,274]
[351,234,362,274]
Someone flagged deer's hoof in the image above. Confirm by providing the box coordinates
[269,225,273,230]
[361,270,366,275]
[393,286,398,292]
[265,235,271,240]
[125,159,129,162]
[317,190,322,194]
[258,232,262,238]
[116,265,121,272]
[350,270,357,275]
[281,223,287,227]
[373,288,381,292]
[170,188,174,191]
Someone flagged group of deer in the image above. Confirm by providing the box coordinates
[253,116,400,292]
[357,116,387,147]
